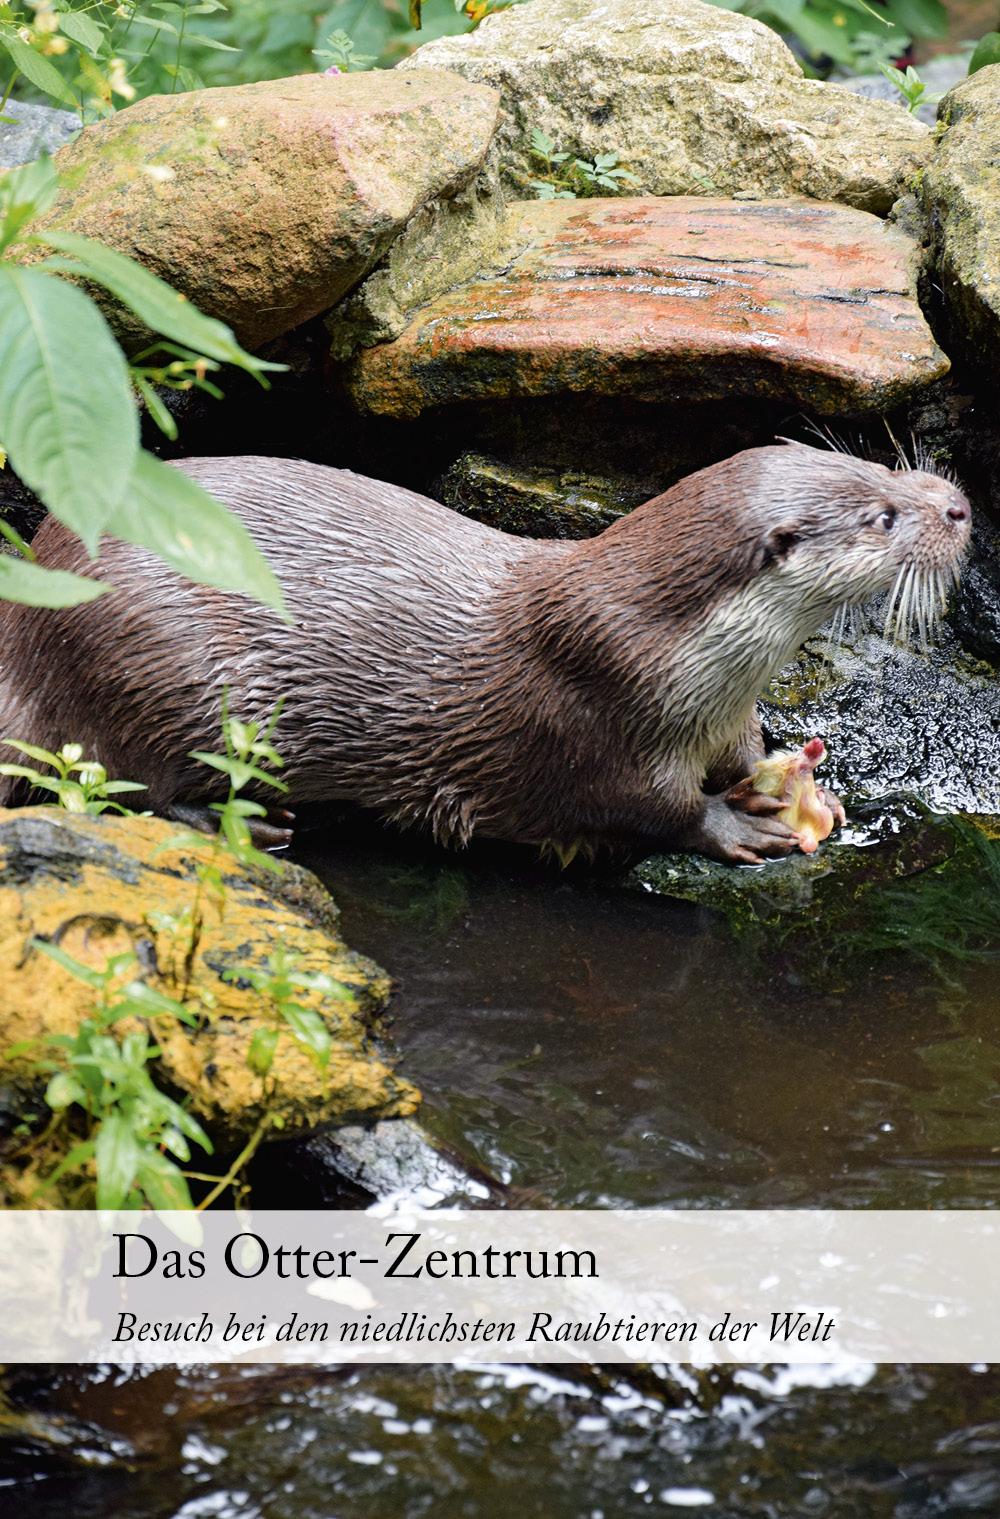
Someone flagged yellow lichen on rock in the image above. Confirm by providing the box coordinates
[0,807,418,1147]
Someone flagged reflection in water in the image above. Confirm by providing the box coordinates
[293,822,1000,1212]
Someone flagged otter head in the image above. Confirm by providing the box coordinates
[755,442,971,647]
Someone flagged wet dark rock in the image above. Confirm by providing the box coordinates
[948,516,1000,668]
[294,1118,501,1207]
[345,197,947,419]
[759,629,1000,815]
[0,99,79,168]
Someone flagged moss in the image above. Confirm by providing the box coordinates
[435,452,638,537]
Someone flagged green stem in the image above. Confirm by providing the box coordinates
[195,1115,270,1210]
[0,69,20,115]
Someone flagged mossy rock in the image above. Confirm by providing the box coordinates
[923,67,1000,371]
[632,799,1000,983]
[406,0,930,214]
[435,452,639,537]
[0,808,418,1150]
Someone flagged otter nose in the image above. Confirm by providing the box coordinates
[946,500,970,524]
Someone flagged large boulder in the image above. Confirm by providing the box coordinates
[402,0,930,214]
[0,808,418,1151]
[922,67,1000,371]
[344,196,948,417]
[33,70,500,350]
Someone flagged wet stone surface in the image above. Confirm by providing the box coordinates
[760,627,1000,815]
[346,197,948,419]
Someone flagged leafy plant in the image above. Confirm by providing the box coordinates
[312,27,376,73]
[879,60,940,113]
[188,697,289,874]
[0,154,287,614]
[6,702,295,1212]
[708,0,947,74]
[527,127,638,200]
[0,739,147,814]
[15,940,211,1211]
[223,942,349,1078]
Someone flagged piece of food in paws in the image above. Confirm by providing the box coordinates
[751,738,837,854]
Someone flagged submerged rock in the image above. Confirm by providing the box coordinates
[633,800,1000,981]
[0,808,417,1150]
[31,70,499,350]
[923,67,1000,373]
[345,196,947,418]
[0,99,79,169]
[404,0,930,213]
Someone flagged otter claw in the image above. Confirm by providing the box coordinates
[685,793,799,864]
[723,776,786,816]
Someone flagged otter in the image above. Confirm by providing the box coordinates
[0,443,970,864]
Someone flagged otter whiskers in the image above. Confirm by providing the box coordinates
[882,562,958,650]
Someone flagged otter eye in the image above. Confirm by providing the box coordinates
[878,509,897,533]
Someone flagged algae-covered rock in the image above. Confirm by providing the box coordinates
[0,808,418,1147]
[435,452,637,537]
[404,0,930,214]
[633,799,1000,980]
[923,67,1000,371]
[32,70,500,350]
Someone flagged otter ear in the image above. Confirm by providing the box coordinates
[764,526,800,561]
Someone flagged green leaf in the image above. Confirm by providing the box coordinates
[136,1149,194,1210]
[969,32,1000,74]
[45,1071,84,1110]
[280,1004,331,1069]
[133,375,178,440]
[31,936,108,988]
[186,35,239,51]
[95,1113,142,1209]
[0,551,107,606]
[0,739,62,767]
[0,31,78,107]
[105,450,288,617]
[56,10,105,55]
[247,1025,279,1076]
[34,232,283,377]
[0,156,60,256]
[0,266,138,551]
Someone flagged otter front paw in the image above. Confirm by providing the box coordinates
[687,792,800,865]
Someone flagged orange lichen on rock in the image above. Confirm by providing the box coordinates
[751,738,838,855]
[0,807,418,1147]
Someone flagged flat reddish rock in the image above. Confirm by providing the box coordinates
[345,197,948,417]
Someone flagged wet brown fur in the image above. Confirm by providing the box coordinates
[0,444,971,856]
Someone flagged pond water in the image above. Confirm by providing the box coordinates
[7,816,1000,1516]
